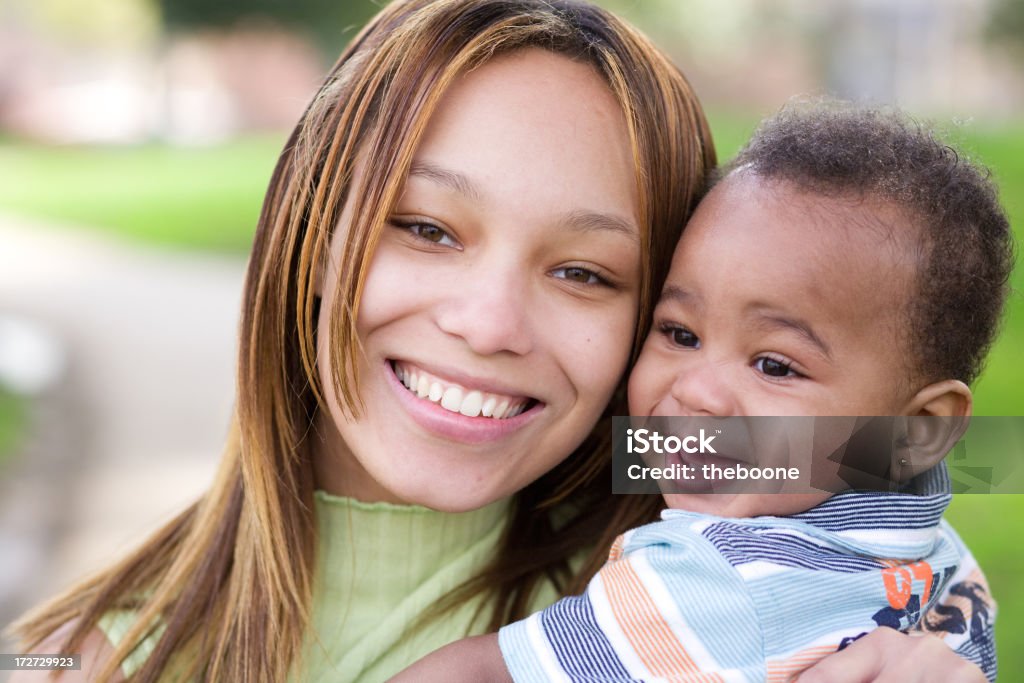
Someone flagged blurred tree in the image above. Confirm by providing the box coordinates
[987,0,1024,53]
[17,0,160,51]
[157,0,380,53]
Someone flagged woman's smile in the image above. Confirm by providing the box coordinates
[385,359,544,444]
[390,360,539,419]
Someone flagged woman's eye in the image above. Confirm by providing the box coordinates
[408,223,455,245]
[661,323,700,348]
[754,356,801,378]
[552,266,604,285]
[392,218,459,247]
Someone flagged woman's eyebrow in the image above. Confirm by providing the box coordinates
[561,209,639,244]
[408,160,483,201]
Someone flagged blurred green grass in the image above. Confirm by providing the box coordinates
[0,114,1021,673]
[0,134,284,253]
[0,387,26,466]
[946,495,1024,678]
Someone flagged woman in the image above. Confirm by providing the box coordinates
[10,1,990,681]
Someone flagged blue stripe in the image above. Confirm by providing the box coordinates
[703,523,884,572]
[908,462,952,496]
[789,465,953,532]
[955,638,997,683]
[540,594,632,682]
[790,491,949,531]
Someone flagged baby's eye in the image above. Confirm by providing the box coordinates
[660,323,700,349]
[754,356,802,379]
[552,266,606,286]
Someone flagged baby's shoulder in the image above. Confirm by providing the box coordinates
[617,510,745,568]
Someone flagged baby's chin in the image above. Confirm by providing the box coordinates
[662,491,833,518]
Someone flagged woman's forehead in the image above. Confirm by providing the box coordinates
[407,48,640,228]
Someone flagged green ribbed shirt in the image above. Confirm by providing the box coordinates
[99,491,565,682]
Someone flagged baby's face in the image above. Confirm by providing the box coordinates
[628,172,922,515]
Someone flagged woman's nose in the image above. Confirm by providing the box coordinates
[668,357,735,417]
[434,260,534,357]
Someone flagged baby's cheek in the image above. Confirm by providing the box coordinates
[627,347,664,415]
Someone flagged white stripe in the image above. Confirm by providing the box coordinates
[734,559,791,581]
[524,613,573,683]
[630,549,722,672]
[834,526,936,550]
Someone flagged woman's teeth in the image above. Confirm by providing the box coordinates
[393,362,530,419]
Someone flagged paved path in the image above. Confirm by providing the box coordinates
[0,214,245,647]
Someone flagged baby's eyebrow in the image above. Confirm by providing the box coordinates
[750,308,832,359]
[659,285,701,309]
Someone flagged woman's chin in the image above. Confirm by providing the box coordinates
[351,457,514,511]
[386,480,511,513]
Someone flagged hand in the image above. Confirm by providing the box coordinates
[796,628,986,683]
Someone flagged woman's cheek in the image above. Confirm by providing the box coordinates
[570,297,638,406]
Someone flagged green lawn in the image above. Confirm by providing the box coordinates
[954,126,1024,417]
[0,135,284,253]
[945,495,1023,679]
[0,387,27,467]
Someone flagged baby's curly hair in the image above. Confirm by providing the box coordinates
[721,100,1015,385]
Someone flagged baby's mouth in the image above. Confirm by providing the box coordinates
[390,360,538,419]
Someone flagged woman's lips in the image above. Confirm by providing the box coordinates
[392,360,533,418]
[385,360,543,444]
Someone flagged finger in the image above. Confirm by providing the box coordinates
[796,627,904,683]
[796,627,987,683]
[795,646,879,683]
[869,657,988,683]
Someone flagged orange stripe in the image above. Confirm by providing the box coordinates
[599,558,724,683]
[602,559,699,678]
[602,561,686,676]
[766,644,838,682]
[607,534,627,562]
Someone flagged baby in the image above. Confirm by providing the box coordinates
[390,102,1011,682]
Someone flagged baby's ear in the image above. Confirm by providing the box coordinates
[904,379,972,419]
[893,380,972,481]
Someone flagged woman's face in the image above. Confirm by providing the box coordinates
[315,49,642,511]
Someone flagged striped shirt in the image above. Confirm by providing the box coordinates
[499,467,997,682]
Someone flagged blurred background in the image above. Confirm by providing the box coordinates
[0,0,1021,678]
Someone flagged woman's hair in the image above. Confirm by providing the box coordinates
[10,1,714,680]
